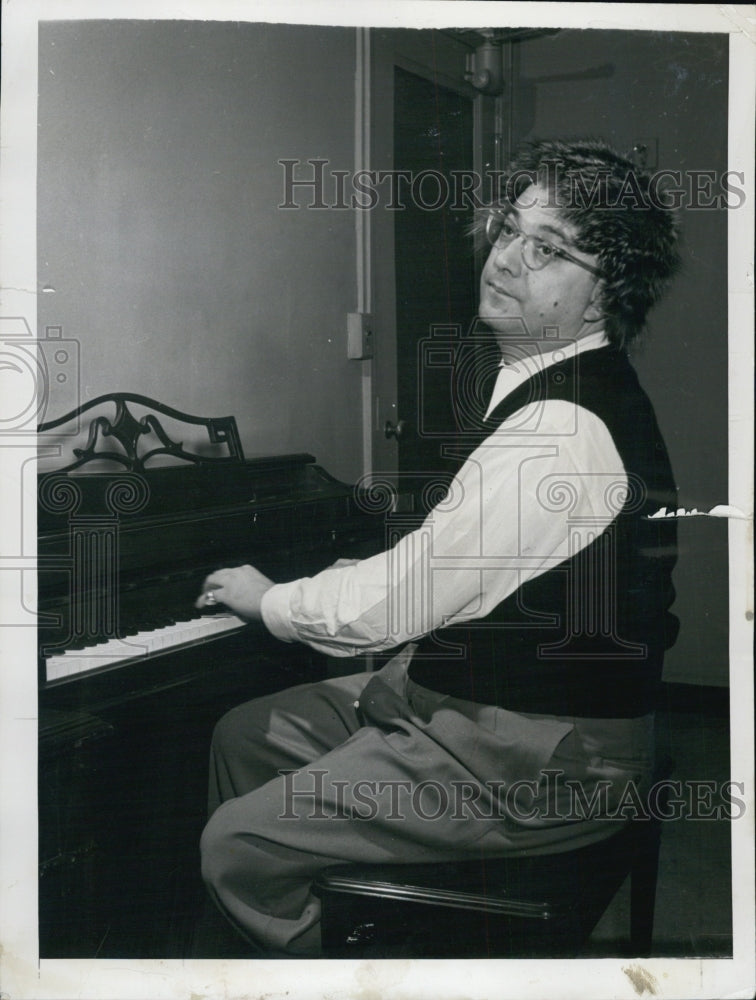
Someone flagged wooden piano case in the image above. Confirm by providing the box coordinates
[37,394,390,957]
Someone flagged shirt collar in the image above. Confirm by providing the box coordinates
[484,331,609,420]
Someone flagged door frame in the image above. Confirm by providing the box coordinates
[356,27,488,484]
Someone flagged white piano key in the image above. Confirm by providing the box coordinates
[45,614,247,683]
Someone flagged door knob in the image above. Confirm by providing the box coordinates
[384,419,407,441]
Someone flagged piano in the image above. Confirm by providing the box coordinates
[37,394,397,958]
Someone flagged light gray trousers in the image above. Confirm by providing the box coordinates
[200,654,652,956]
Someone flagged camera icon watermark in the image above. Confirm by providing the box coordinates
[1,316,82,628]
[417,319,582,441]
[0,316,81,435]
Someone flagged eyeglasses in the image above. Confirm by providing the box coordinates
[485,213,604,277]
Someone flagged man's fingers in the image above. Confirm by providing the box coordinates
[193,564,272,620]
[195,591,220,609]
[196,576,224,609]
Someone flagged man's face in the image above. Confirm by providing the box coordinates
[478,184,604,353]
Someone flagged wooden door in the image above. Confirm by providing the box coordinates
[369,30,483,490]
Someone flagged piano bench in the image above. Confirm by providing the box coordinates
[314,783,669,959]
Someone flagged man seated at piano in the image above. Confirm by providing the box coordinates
[195,139,681,957]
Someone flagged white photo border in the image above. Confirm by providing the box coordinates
[1,3,753,999]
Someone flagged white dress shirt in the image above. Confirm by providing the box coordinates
[261,332,628,658]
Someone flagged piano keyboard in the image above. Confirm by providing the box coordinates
[44,613,248,684]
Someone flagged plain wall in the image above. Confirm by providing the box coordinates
[38,20,363,482]
[515,29,730,685]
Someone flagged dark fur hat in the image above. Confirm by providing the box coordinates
[475,138,681,349]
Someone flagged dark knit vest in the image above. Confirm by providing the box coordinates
[408,347,679,719]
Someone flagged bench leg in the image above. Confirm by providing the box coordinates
[629,821,662,956]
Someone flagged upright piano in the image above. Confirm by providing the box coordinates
[37,394,398,957]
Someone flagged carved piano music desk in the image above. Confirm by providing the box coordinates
[37,394,392,957]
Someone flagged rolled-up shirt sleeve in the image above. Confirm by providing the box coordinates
[261,400,628,657]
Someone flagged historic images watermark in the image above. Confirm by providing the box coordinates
[278,768,746,824]
[279,159,747,212]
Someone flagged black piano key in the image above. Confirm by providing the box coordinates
[66,638,91,651]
